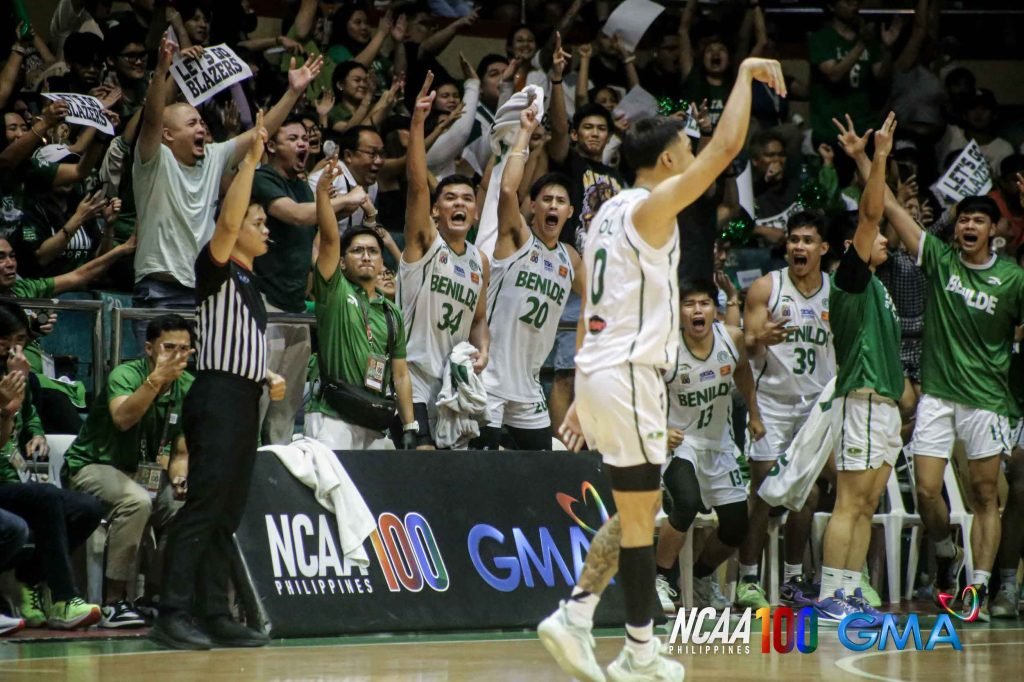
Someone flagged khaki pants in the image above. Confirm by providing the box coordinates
[70,463,180,583]
[259,301,313,445]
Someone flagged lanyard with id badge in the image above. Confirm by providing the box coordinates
[135,389,178,495]
[358,295,387,392]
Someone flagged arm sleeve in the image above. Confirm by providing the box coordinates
[834,245,873,294]
[426,80,481,174]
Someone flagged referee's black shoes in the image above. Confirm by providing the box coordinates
[149,611,213,650]
[203,615,271,648]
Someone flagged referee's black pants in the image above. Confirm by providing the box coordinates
[161,370,261,618]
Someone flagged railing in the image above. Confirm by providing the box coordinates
[7,298,105,392]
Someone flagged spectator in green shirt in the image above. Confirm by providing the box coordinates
[65,314,193,629]
[305,161,414,450]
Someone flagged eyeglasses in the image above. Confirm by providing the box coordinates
[354,148,384,160]
[378,270,395,280]
[118,52,148,63]
[160,342,192,353]
[348,246,381,257]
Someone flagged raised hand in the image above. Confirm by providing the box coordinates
[288,54,324,94]
[315,89,335,118]
[150,344,192,389]
[692,98,712,134]
[246,110,267,163]
[40,100,69,128]
[391,13,408,42]
[817,143,835,167]
[549,32,571,81]
[316,158,341,195]
[500,58,521,83]
[455,7,480,29]
[577,43,593,60]
[6,344,29,377]
[459,52,478,82]
[740,57,787,97]
[832,113,871,158]
[0,371,26,415]
[897,173,919,207]
[874,111,897,157]
[73,190,108,224]
[759,317,796,347]
[520,103,540,133]
[881,15,904,48]
[412,71,436,124]
[156,35,178,73]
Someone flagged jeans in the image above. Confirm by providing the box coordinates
[0,508,29,572]
[132,277,196,348]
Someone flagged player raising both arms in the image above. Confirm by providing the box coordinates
[537,57,787,682]
[401,72,490,449]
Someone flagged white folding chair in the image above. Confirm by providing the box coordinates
[679,512,718,607]
[904,461,974,598]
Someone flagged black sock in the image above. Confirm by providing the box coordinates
[656,562,676,581]
[619,546,656,627]
[694,558,718,579]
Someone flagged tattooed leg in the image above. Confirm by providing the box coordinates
[578,514,622,595]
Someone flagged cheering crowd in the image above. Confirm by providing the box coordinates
[0,0,1022,653]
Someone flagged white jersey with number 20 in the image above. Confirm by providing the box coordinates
[575,188,680,374]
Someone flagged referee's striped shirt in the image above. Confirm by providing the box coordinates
[194,243,268,382]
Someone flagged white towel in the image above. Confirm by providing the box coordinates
[261,438,376,567]
[434,342,488,449]
[757,378,837,512]
[475,85,545,259]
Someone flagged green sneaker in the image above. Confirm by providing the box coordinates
[859,572,883,608]
[735,578,770,609]
[46,596,101,630]
[18,584,47,628]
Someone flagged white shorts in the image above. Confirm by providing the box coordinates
[1013,419,1024,451]
[486,394,550,430]
[747,395,814,462]
[576,365,668,468]
[912,394,1012,460]
[830,392,902,471]
[304,412,396,451]
[669,441,747,508]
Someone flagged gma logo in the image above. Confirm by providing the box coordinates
[839,613,962,651]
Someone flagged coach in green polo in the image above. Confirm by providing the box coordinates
[64,315,193,629]
[305,164,415,450]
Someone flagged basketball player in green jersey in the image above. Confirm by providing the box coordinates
[837,115,1024,621]
[815,112,903,623]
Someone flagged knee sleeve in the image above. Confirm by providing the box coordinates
[662,457,701,533]
[715,501,749,547]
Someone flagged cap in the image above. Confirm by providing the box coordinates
[33,144,80,164]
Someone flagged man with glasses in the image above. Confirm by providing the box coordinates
[306,163,415,450]
[308,125,390,231]
[65,314,195,628]
[104,25,150,119]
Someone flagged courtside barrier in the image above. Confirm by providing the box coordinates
[235,449,629,638]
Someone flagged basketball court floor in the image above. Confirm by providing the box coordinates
[0,616,1020,681]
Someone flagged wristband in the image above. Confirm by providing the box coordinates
[550,78,563,85]
[145,377,161,393]
[622,56,636,65]
[403,421,419,432]
[726,299,740,307]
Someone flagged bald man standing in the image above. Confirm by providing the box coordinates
[132,38,323,333]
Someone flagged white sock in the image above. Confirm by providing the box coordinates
[1000,569,1018,592]
[739,562,759,580]
[565,587,599,627]
[625,621,655,663]
[820,566,843,600]
[934,536,956,559]
[784,562,803,582]
[842,570,861,595]
[972,570,991,589]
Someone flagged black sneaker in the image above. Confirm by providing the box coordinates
[100,600,146,629]
[964,584,990,623]
[780,577,818,607]
[933,545,966,607]
[203,615,270,648]
[149,612,213,650]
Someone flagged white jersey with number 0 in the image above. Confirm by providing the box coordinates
[575,188,680,373]
[752,268,835,406]
[664,322,739,450]
[399,232,484,400]
[483,234,575,402]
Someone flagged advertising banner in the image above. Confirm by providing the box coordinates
[235,450,628,638]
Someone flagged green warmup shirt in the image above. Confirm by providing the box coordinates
[64,358,193,476]
[1011,341,1024,420]
[808,26,881,141]
[918,232,1024,416]
[251,166,317,313]
[10,277,55,298]
[830,247,904,401]
[311,266,406,419]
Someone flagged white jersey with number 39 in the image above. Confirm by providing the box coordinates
[575,188,680,374]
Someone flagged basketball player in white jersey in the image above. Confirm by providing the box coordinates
[401,72,490,449]
[736,210,835,610]
[537,57,787,682]
[655,279,766,614]
[481,105,585,450]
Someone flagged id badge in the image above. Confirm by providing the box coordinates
[134,463,162,494]
[364,353,386,392]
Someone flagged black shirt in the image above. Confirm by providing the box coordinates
[554,150,624,250]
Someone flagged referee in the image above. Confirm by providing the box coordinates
[151,114,286,650]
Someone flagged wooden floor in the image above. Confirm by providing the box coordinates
[0,622,1020,681]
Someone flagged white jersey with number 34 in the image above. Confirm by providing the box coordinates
[574,188,680,374]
